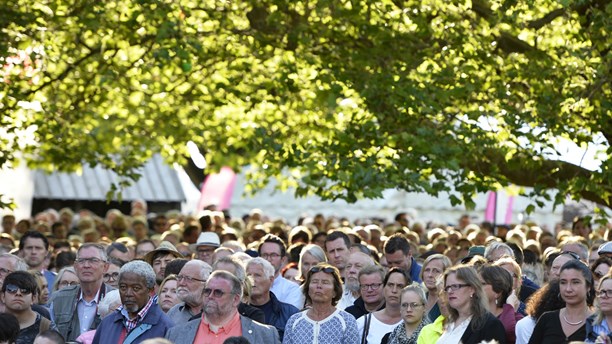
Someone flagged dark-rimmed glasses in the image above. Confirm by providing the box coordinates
[360,283,383,291]
[75,257,105,265]
[443,284,469,293]
[597,289,612,298]
[177,275,206,283]
[104,272,119,281]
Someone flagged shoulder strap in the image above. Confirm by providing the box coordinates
[123,323,153,344]
[39,317,51,334]
[361,313,372,344]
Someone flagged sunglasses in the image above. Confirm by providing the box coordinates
[310,266,335,274]
[203,288,229,298]
[5,284,32,295]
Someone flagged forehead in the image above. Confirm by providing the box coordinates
[560,268,584,280]
[247,264,264,274]
[119,272,147,285]
[387,272,407,284]
[445,272,461,284]
[360,273,383,283]
[349,253,371,264]
[401,290,420,302]
[215,262,237,274]
[425,259,444,269]
[207,277,232,290]
[553,255,572,266]
[326,238,347,250]
[260,242,281,253]
[24,237,46,246]
[78,246,102,258]
[153,253,175,261]
[311,271,334,282]
[0,256,16,269]
[600,279,612,289]
[180,263,202,276]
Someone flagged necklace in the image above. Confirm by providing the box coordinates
[562,311,584,326]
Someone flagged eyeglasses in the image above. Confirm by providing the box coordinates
[310,266,335,274]
[261,253,282,260]
[4,284,32,295]
[104,272,119,281]
[203,288,229,298]
[197,249,214,256]
[59,281,80,287]
[0,267,13,277]
[75,257,105,265]
[176,274,206,283]
[597,289,612,298]
[444,284,469,293]
[401,302,424,310]
[560,251,581,260]
[360,283,383,291]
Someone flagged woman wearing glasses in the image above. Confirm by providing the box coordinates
[437,265,506,344]
[420,254,452,322]
[283,263,358,344]
[385,283,431,344]
[528,260,594,344]
[480,265,523,344]
[52,267,79,292]
[586,272,612,343]
[357,267,410,344]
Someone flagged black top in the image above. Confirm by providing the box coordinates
[460,312,507,344]
[528,310,586,344]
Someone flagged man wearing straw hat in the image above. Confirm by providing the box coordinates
[144,241,183,287]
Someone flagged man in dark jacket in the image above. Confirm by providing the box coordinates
[246,257,299,341]
[92,260,173,344]
[346,265,386,319]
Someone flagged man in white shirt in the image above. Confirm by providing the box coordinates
[258,234,302,309]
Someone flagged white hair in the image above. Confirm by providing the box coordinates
[246,257,275,279]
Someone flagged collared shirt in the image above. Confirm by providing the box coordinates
[77,288,102,335]
[119,295,156,332]
[194,310,242,344]
[337,285,357,310]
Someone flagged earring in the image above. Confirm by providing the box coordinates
[470,294,474,298]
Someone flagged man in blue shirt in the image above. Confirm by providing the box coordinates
[383,234,422,283]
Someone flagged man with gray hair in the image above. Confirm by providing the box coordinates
[166,270,280,344]
[167,259,212,324]
[49,244,114,342]
[246,257,298,341]
[92,260,174,343]
[484,241,515,262]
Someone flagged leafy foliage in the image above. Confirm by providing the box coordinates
[1,0,610,210]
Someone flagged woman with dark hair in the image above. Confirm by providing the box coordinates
[480,265,523,343]
[515,280,564,344]
[591,256,612,286]
[437,264,506,344]
[283,263,358,344]
[357,267,410,344]
[528,260,595,344]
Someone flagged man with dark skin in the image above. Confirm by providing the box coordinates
[92,261,173,344]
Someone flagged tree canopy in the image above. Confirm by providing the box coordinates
[1,0,610,211]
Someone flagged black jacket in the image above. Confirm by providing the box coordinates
[345,297,385,319]
[460,312,507,344]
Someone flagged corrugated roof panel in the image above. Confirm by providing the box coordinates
[33,155,185,202]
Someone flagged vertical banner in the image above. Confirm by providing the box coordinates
[197,166,236,211]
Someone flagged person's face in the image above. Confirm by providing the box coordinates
[445,273,474,313]
[196,245,216,265]
[38,277,49,304]
[159,279,179,312]
[75,246,109,283]
[325,238,350,272]
[177,263,207,305]
[1,216,15,231]
[400,290,426,326]
[247,264,273,298]
[597,279,612,315]
[0,256,16,289]
[0,283,35,312]
[152,253,175,282]
[110,249,131,263]
[589,250,600,266]
[119,272,152,317]
[594,264,611,284]
[499,263,520,291]
[300,252,320,279]
[153,217,168,234]
[423,259,445,291]
[260,242,285,274]
[57,271,80,290]
[346,253,372,291]
[133,223,148,240]
[104,264,121,288]
[313,235,327,248]
[284,268,300,285]
[203,277,239,317]
[559,268,588,306]
[550,255,573,280]
[135,242,155,258]
[22,237,47,268]
[385,250,410,271]
[480,277,498,305]
[359,273,384,305]
[308,271,336,304]
[53,224,67,239]
[384,272,407,306]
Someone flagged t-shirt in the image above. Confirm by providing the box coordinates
[356,313,402,344]
[17,313,58,344]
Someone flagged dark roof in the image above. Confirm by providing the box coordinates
[33,155,185,202]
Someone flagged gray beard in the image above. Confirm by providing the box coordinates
[346,279,360,292]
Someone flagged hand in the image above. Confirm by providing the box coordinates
[506,289,519,310]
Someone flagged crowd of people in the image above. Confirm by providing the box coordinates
[0,203,611,344]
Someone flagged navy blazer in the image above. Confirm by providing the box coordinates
[92,302,174,344]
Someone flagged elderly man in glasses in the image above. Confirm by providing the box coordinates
[48,243,114,342]
[167,259,212,324]
[1,271,57,344]
[166,270,280,344]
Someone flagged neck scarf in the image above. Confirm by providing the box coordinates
[388,317,431,344]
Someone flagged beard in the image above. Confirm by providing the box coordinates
[346,278,360,292]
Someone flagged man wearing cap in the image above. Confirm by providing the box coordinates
[599,242,612,259]
[191,232,220,265]
[144,241,183,287]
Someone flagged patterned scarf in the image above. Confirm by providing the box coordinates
[387,317,431,344]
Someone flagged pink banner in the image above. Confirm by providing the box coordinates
[505,196,515,224]
[197,166,236,211]
[484,191,496,222]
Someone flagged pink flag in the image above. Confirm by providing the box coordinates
[197,167,236,211]
[504,196,515,224]
[484,191,496,222]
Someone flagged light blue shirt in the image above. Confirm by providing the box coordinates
[77,289,101,335]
